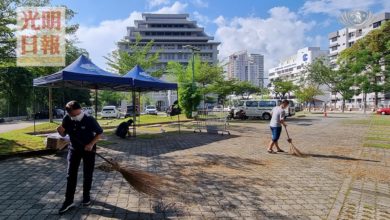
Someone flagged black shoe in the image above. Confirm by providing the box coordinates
[59,201,74,214]
[82,198,91,207]
[267,150,277,154]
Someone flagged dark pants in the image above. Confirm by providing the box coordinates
[65,148,95,203]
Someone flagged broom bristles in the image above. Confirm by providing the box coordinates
[289,143,306,157]
[110,162,170,197]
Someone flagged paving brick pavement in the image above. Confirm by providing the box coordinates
[0,113,389,219]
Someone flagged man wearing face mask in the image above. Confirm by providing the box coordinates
[57,100,103,214]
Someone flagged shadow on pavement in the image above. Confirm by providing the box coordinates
[307,153,380,162]
[103,133,239,157]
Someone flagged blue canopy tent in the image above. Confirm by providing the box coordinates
[123,65,177,92]
[122,65,180,133]
[32,55,133,133]
[33,55,132,90]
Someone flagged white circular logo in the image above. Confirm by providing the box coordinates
[339,10,373,29]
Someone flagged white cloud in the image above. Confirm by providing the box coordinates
[153,1,188,14]
[214,7,315,74]
[192,0,208,8]
[214,15,226,26]
[300,0,380,16]
[75,12,142,70]
[147,0,170,8]
[306,35,326,48]
[192,11,210,27]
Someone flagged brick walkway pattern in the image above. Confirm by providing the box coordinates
[0,114,389,219]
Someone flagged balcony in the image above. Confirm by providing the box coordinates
[135,28,204,32]
[128,35,214,41]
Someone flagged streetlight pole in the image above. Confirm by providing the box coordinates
[183,45,200,116]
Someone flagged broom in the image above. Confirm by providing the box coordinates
[95,152,166,196]
[283,125,305,157]
[68,134,167,197]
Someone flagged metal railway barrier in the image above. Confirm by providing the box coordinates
[194,110,230,135]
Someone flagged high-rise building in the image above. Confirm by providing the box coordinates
[120,13,220,70]
[268,47,328,99]
[329,12,390,68]
[328,12,390,108]
[118,13,220,111]
[227,51,264,87]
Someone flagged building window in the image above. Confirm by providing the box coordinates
[331,37,337,42]
[373,21,382,28]
[356,29,363,37]
[348,32,355,38]
[348,41,354,47]
[331,46,338,51]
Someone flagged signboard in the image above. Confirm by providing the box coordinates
[16,7,66,66]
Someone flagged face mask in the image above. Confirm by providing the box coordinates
[70,112,84,121]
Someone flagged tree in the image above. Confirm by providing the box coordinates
[0,0,90,117]
[166,56,225,117]
[105,34,161,76]
[294,84,323,112]
[196,61,224,107]
[272,79,296,99]
[306,58,355,112]
[233,81,261,99]
[209,78,237,106]
[339,21,390,109]
[166,61,201,118]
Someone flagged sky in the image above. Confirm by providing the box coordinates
[51,0,390,74]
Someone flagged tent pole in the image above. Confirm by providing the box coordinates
[177,89,180,134]
[132,89,136,137]
[62,83,66,117]
[138,91,141,127]
[49,87,53,123]
[95,89,98,118]
[33,87,36,135]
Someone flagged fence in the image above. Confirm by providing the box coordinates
[194,110,230,135]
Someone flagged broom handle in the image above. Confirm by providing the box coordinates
[95,152,115,165]
[284,125,291,139]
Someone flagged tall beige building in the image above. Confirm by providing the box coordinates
[227,51,264,87]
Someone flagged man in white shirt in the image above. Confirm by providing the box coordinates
[267,100,289,153]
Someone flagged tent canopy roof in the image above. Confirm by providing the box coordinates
[123,65,177,91]
[33,55,132,91]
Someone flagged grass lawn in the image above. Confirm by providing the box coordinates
[0,131,46,155]
[97,114,188,127]
[0,114,190,156]
[363,114,390,149]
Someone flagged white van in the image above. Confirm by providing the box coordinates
[233,99,295,120]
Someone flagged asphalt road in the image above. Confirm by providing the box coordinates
[0,119,59,133]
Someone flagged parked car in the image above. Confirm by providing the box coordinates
[101,106,120,118]
[145,105,158,115]
[224,106,232,112]
[231,100,273,120]
[213,105,224,112]
[377,107,390,115]
[287,100,296,116]
[34,108,64,119]
[82,107,94,116]
[231,99,294,120]
[124,105,140,118]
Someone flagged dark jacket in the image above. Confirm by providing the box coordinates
[62,114,103,151]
